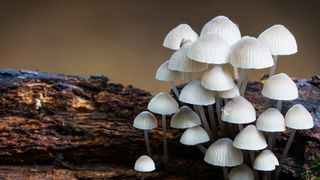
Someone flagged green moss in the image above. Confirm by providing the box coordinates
[300,157,320,180]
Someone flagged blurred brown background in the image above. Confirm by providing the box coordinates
[0,0,319,94]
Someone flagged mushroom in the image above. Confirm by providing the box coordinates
[168,43,208,81]
[179,80,216,139]
[133,111,158,156]
[228,164,254,180]
[258,24,298,76]
[204,138,243,180]
[147,92,179,167]
[274,104,314,180]
[218,82,240,104]
[229,36,274,95]
[156,60,184,98]
[200,15,241,80]
[163,24,198,50]
[180,126,210,154]
[262,73,298,111]
[254,150,279,180]
[256,108,285,150]
[170,106,202,129]
[134,155,156,180]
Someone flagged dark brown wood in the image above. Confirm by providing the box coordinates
[0,69,318,179]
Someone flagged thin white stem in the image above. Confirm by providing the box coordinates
[144,130,152,157]
[208,105,219,138]
[197,105,214,140]
[162,115,168,168]
[233,67,239,80]
[240,69,249,96]
[222,167,228,180]
[269,55,278,77]
[215,97,225,136]
[276,100,283,112]
[238,124,244,131]
[268,133,273,150]
[188,72,193,81]
[249,151,259,180]
[274,129,296,180]
[170,81,179,98]
[196,144,207,154]
[263,172,268,180]
[237,68,244,88]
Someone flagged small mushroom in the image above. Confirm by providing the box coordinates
[147,92,179,168]
[228,164,254,180]
[258,24,298,76]
[262,73,298,111]
[254,149,279,180]
[218,82,240,104]
[156,60,184,98]
[163,24,198,50]
[204,138,243,180]
[170,106,202,129]
[180,126,210,154]
[134,155,156,180]
[133,111,158,156]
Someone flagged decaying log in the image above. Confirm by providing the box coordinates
[0,69,318,179]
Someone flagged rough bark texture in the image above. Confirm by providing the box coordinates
[0,69,319,179]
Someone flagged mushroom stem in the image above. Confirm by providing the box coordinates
[268,132,273,150]
[276,100,282,112]
[196,144,207,154]
[269,55,278,77]
[144,130,152,157]
[263,172,268,180]
[208,105,219,138]
[161,114,169,168]
[233,67,239,80]
[170,81,180,98]
[197,105,214,140]
[240,69,249,95]
[188,72,193,81]
[141,175,145,180]
[224,98,228,105]
[249,151,259,180]
[238,124,244,132]
[274,129,296,180]
[222,167,228,180]
[215,96,225,135]
[237,68,244,88]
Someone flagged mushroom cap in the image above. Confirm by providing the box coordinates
[188,33,231,64]
[285,104,314,130]
[134,155,156,172]
[170,106,202,129]
[253,150,279,171]
[218,83,240,99]
[204,138,243,167]
[163,24,198,50]
[148,92,179,115]
[221,96,256,124]
[169,43,208,72]
[233,125,267,150]
[201,65,234,91]
[256,108,285,132]
[258,24,297,55]
[262,73,298,101]
[180,126,210,145]
[229,164,254,180]
[200,16,241,45]
[156,60,184,82]
[229,36,274,69]
[133,111,158,130]
[179,80,215,105]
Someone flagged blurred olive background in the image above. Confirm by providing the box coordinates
[0,0,319,94]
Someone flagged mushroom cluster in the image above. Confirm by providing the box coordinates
[132,15,313,180]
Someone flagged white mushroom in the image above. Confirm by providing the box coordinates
[134,155,156,179]
[229,164,254,180]
[180,126,210,153]
[163,24,198,50]
[170,106,202,129]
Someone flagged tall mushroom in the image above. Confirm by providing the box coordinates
[204,138,243,180]
[229,36,274,95]
[229,164,254,180]
[147,92,179,167]
[258,24,298,76]
[179,80,216,139]
[134,155,156,180]
[180,126,210,154]
[133,111,158,156]
[163,24,198,50]
[156,60,184,98]
[274,104,314,180]
[254,150,279,180]
[262,73,298,111]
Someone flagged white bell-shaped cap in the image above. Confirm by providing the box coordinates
[134,155,156,172]
[229,164,254,180]
[188,33,231,64]
[156,60,184,82]
[221,96,256,124]
[229,36,274,69]
[258,24,297,55]
[180,126,210,145]
[256,108,285,132]
[204,138,243,167]
[262,73,298,101]
[201,65,234,91]
[254,150,279,171]
[133,111,158,130]
[179,80,215,105]
[285,104,314,130]
[171,106,202,129]
[163,24,198,50]
[218,83,240,99]
[169,43,208,72]
[200,16,241,45]
[148,92,179,115]
[233,125,267,150]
